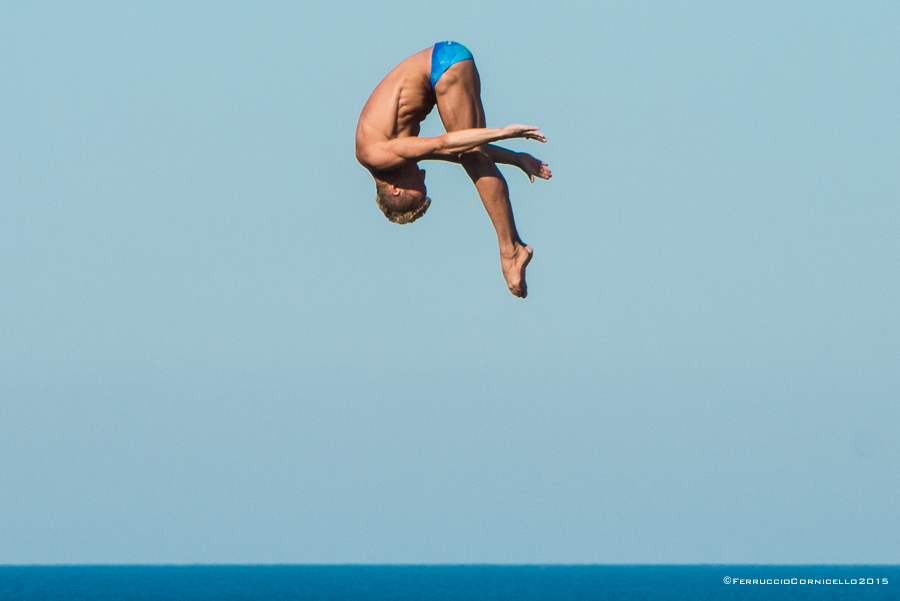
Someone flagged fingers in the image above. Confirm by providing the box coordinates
[509,125,547,142]
[521,157,551,181]
[527,128,546,142]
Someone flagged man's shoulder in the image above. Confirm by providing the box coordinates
[355,133,397,174]
[355,144,380,172]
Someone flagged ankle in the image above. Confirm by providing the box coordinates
[499,240,523,258]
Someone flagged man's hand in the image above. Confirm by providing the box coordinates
[516,152,552,183]
[502,125,547,143]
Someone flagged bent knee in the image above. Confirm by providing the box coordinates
[459,148,490,165]
[460,150,498,176]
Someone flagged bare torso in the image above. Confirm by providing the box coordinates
[355,47,435,172]
[354,44,550,298]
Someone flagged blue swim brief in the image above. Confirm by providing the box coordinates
[430,41,474,89]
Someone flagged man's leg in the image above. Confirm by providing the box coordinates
[434,60,533,298]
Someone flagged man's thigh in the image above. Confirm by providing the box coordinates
[433,59,486,132]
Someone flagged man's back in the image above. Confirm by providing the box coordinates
[355,47,435,170]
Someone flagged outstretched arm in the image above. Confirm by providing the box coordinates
[359,125,546,172]
[437,124,546,154]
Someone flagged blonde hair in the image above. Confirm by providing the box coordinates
[375,182,431,225]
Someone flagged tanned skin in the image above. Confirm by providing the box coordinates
[355,46,551,298]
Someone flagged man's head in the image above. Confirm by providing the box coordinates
[374,164,430,225]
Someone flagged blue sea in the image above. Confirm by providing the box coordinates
[0,565,896,600]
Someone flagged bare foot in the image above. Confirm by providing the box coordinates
[501,243,533,298]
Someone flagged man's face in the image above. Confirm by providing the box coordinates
[393,164,427,210]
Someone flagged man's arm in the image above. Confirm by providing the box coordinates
[359,125,545,172]
[437,124,546,154]
[424,144,516,164]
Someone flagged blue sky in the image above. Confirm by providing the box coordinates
[1,1,898,563]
